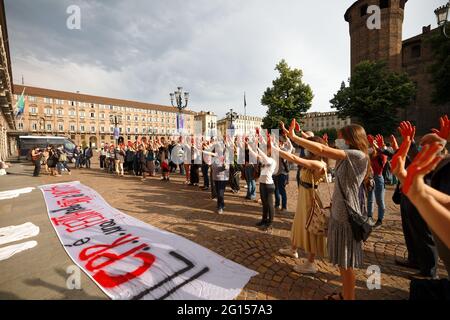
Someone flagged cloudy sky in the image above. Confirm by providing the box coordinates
[4,0,445,118]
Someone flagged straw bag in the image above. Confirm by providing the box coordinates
[305,168,332,236]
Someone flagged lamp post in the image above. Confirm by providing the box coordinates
[435,1,450,38]
[226,108,238,136]
[170,87,189,134]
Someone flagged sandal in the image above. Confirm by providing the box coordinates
[324,292,344,300]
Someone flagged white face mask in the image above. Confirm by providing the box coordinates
[335,139,349,150]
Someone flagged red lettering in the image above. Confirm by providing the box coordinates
[93,252,155,288]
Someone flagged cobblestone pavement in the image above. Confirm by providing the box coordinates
[1,160,447,300]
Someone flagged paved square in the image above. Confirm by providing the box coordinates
[0,160,446,300]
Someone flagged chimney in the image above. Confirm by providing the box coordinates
[422,25,431,34]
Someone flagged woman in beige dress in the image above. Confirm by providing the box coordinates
[272,135,328,274]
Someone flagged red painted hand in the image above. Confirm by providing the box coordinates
[398,121,416,141]
[367,135,375,146]
[390,135,412,182]
[375,134,385,149]
[402,143,443,195]
[431,115,450,141]
[390,135,399,151]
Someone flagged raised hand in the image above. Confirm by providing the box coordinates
[390,135,399,151]
[431,115,450,141]
[367,135,375,146]
[322,133,328,143]
[279,121,289,136]
[398,121,416,141]
[375,134,385,149]
[402,143,443,195]
[390,133,412,182]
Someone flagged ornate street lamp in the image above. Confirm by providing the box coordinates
[170,87,189,133]
[435,2,450,38]
[226,108,238,136]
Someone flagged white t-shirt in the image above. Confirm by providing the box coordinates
[258,150,276,184]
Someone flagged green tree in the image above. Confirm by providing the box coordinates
[261,60,314,130]
[330,60,416,136]
[428,32,450,105]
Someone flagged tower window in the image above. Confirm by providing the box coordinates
[379,0,389,9]
[360,4,369,17]
[411,45,421,58]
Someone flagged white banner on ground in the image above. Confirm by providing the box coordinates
[39,181,257,300]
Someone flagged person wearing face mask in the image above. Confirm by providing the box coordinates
[282,119,370,300]
[274,136,329,274]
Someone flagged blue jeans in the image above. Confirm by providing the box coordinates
[201,164,209,188]
[367,175,386,221]
[274,174,288,209]
[244,166,256,199]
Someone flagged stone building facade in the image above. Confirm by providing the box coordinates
[345,0,450,135]
[194,111,217,138]
[217,114,263,137]
[0,0,16,160]
[12,85,196,148]
[301,112,352,133]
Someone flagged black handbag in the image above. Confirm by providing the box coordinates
[336,158,373,242]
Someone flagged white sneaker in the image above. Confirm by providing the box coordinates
[279,247,299,259]
[293,261,317,274]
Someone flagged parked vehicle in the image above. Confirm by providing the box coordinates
[18,136,76,161]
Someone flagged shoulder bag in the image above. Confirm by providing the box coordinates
[305,167,332,236]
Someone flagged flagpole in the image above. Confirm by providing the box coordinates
[244,92,247,136]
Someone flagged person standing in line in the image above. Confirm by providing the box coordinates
[273,136,294,212]
[247,139,277,232]
[99,145,107,169]
[183,137,191,184]
[189,138,201,186]
[275,135,329,274]
[209,137,231,214]
[73,145,81,169]
[284,119,370,301]
[84,146,93,169]
[145,144,156,177]
[244,142,257,201]
[114,146,125,177]
[31,146,42,177]
[367,135,388,229]
[201,140,211,190]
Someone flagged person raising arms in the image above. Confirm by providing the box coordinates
[272,132,329,274]
[282,119,370,301]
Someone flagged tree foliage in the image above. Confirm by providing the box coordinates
[261,60,313,130]
[330,60,416,136]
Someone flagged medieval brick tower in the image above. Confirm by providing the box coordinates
[345,0,407,73]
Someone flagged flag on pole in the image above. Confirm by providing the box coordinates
[14,88,26,118]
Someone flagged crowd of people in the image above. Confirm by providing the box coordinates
[28,115,450,300]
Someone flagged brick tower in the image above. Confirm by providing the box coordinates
[345,0,407,73]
